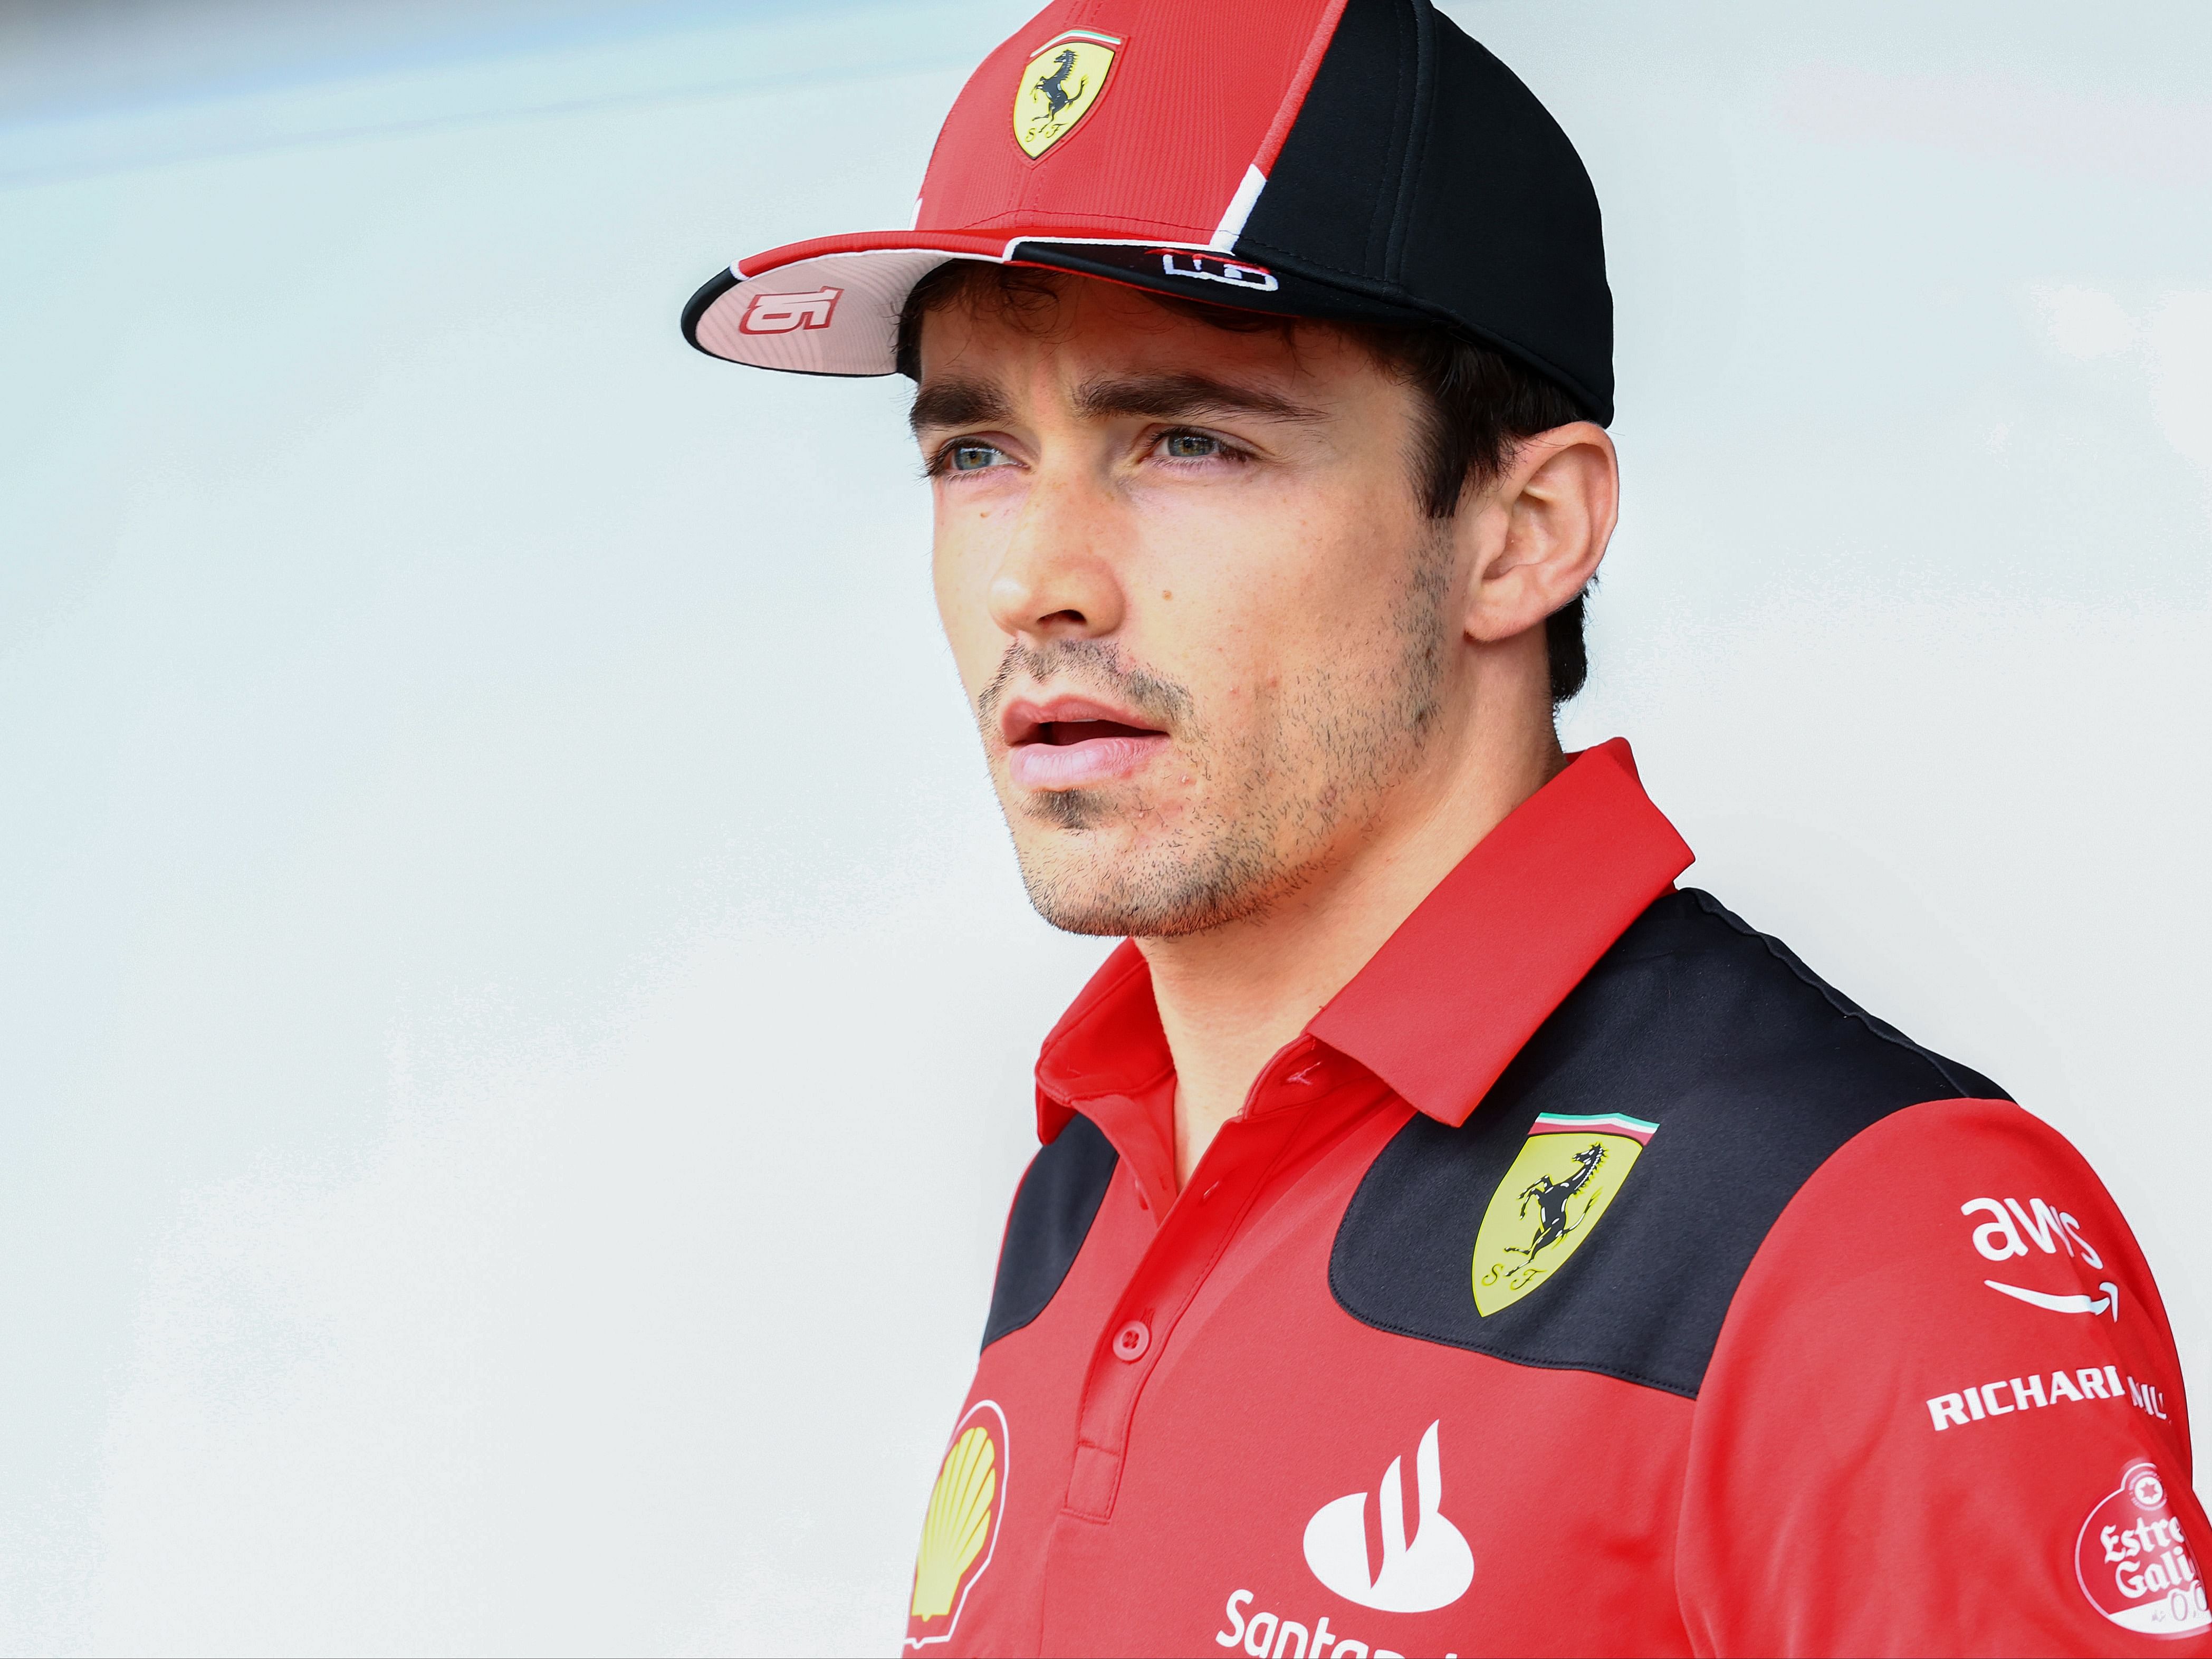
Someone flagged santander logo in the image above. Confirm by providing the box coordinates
[1302,1421,1474,1614]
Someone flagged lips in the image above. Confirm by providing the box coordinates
[1001,696,1171,790]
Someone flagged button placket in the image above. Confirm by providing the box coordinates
[1062,1107,1303,1522]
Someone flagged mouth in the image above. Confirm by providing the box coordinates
[1000,696,1172,791]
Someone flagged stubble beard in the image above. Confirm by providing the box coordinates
[979,533,1453,940]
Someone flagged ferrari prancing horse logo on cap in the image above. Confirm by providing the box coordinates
[1014,31,1119,158]
[1471,1113,1658,1315]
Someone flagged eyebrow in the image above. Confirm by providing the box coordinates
[1073,372,1324,426]
[908,377,1013,435]
[907,370,1324,436]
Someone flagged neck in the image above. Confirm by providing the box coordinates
[1138,697,1564,1188]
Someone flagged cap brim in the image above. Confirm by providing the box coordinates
[682,228,1454,379]
[682,232,1611,426]
[681,233,989,377]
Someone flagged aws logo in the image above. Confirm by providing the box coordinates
[905,1401,1008,1650]
[1471,1113,1658,1315]
[1963,1195,2118,1320]
[1013,31,1119,158]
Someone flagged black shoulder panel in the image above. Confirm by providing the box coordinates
[981,1112,1119,1351]
[1329,888,2007,1397]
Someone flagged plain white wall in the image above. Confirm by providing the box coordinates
[2,2,2207,1652]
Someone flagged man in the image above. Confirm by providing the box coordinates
[684,3,2206,1653]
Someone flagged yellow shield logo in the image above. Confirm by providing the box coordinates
[1471,1113,1658,1316]
[1012,32,1119,159]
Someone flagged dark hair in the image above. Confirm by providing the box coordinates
[896,262,1591,704]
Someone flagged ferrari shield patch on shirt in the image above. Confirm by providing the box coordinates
[1472,1112,1658,1315]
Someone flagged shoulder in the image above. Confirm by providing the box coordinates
[1727,1089,2159,1337]
[1674,1087,2196,1654]
[981,1111,1120,1350]
[1329,887,2013,1396]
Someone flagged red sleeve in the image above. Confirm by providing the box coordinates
[1678,1097,2211,1656]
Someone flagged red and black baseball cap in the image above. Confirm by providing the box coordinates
[682,0,1613,423]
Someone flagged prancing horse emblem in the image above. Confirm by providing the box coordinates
[1471,1113,1658,1316]
[1506,1142,1607,1275]
[1033,51,1083,122]
[1012,34,1119,159]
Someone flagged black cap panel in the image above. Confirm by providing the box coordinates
[1400,25,1614,421]
[1233,0,1615,423]
[1237,0,1422,286]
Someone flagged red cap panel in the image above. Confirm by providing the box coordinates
[686,0,1353,377]
[916,0,1347,247]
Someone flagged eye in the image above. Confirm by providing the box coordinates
[1160,430,1221,460]
[947,440,1008,473]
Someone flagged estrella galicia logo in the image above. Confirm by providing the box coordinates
[2075,1461,2210,1635]
[1471,1113,1657,1315]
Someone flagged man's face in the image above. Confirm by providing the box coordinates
[915,274,1461,938]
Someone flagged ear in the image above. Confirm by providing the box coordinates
[1461,422,1618,645]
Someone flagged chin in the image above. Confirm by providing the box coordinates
[1010,823,1286,942]
[1014,784,1119,834]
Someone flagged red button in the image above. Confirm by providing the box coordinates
[1200,1182,1221,1204]
[1112,1320,1151,1361]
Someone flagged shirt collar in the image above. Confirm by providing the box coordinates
[1033,738,1694,1142]
[1032,939,1166,1146]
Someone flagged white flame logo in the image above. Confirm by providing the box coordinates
[1301,1420,1474,1614]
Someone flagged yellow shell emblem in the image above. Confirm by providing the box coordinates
[1472,1113,1658,1316]
[1012,32,1119,159]
[908,1403,1007,1637]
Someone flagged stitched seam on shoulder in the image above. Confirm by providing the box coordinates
[1687,890,1981,1100]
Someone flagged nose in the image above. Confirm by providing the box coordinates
[986,466,1125,644]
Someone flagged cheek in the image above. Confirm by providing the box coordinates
[1127,478,1416,673]
[930,516,1003,699]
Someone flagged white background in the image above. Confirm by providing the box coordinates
[3,2,2208,1652]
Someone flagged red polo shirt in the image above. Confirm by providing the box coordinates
[901,741,2207,1657]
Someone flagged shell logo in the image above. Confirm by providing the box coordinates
[905,1401,1009,1648]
